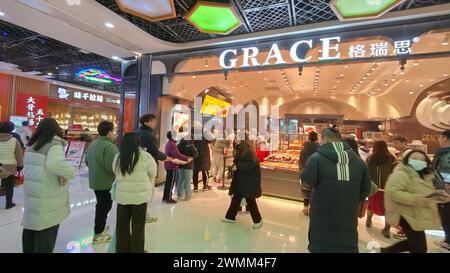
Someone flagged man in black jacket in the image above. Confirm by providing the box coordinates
[137,114,172,223]
[138,114,172,163]
[300,127,371,253]
[433,129,450,252]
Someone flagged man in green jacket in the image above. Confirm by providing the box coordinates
[85,121,118,244]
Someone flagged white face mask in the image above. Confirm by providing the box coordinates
[408,159,428,171]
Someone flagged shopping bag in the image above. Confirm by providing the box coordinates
[358,199,369,218]
[14,171,24,186]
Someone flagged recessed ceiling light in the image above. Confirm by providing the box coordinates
[377,88,381,91]
[112,56,120,60]
[419,84,424,87]
[405,79,410,82]
[413,62,419,66]
[268,83,272,86]
[52,81,57,84]
[0,12,5,16]
[232,86,235,89]
[258,71,262,74]
[429,79,434,81]
[409,91,414,94]
[316,68,320,71]
[47,72,53,76]
[443,74,449,77]
[344,65,348,68]
[367,73,371,76]
[391,78,396,81]
[264,78,268,81]
[340,74,344,77]
[376,62,381,65]
[371,68,376,71]
[337,80,341,83]
[105,22,115,28]
[384,83,389,86]
[333,85,337,88]
[363,77,367,80]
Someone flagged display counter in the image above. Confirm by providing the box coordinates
[260,149,302,201]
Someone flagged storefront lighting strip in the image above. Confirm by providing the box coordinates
[162,50,450,78]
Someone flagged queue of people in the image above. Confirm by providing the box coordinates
[1,111,449,253]
[299,129,450,253]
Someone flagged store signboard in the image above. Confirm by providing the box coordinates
[200,95,231,117]
[219,36,416,69]
[15,94,48,128]
[52,86,120,106]
[66,140,86,168]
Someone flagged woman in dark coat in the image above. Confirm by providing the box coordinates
[299,131,320,216]
[221,139,263,229]
[366,140,397,238]
[193,129,212,192]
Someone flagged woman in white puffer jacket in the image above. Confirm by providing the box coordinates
[22,118,75,253]
[112,132,157,253]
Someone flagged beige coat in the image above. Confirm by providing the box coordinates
[385,163,441,231]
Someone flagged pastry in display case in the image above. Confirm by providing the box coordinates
[261,149,300,172]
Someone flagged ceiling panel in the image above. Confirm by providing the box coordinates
[96,0,450,43]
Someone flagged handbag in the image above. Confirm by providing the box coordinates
[14,171,24,186]
[358,199,369,218]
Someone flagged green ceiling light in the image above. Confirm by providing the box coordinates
[186,1,242,35]
[330,0,406,21]
[115,0,176,21]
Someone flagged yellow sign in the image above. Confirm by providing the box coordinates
[200,95,230,117]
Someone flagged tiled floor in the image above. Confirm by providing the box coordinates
[0,169,446,253]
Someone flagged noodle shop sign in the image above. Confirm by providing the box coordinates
[219,36,416,69]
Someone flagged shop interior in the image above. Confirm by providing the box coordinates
[160,30,450,201]
[47,101,119,140]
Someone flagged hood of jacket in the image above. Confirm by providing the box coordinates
[316,141,359,182]
[435,146,450,159]
[0,133,12,141]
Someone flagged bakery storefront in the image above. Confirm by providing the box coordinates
[138,14,450,201]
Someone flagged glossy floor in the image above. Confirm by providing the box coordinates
[0,170,446,253]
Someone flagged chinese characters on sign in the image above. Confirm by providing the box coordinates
[26,96,45,127]
[57,87,114,104]
[219,36,416,69]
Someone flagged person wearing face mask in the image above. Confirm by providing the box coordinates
[85,121,119,244]
[382,150,447,253]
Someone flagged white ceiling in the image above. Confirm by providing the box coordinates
[1,0,450,60]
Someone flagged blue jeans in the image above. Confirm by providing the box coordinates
[177,169,193,200]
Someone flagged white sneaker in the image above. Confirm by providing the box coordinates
[145,216,158,223]
[92,233,112,245]
[434,240,450,251]
[221,218,236,224]
[252,220,263,229]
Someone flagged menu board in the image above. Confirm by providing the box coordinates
[66,141,86,168]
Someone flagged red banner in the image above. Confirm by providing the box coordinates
[15,94,48,128]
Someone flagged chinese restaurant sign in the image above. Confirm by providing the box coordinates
[15,94,48,128]
[219,36,416,69]
[51,86,120,106]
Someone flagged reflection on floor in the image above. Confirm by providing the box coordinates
[0,170,446,253]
